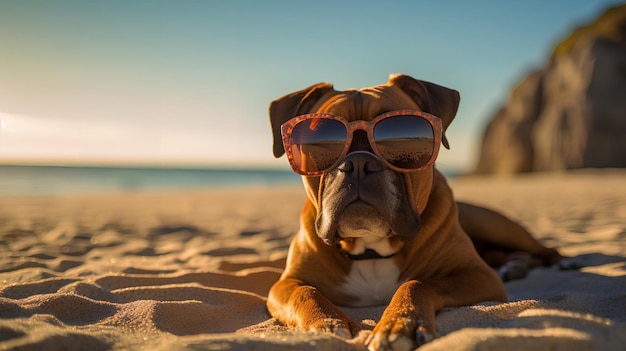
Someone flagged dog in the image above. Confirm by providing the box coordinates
[267,74,562,351]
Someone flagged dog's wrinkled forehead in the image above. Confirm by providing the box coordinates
[311,86,422,121]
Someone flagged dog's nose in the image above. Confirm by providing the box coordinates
[337,151,384,181]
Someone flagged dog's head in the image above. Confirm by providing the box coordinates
[269,74,460,257]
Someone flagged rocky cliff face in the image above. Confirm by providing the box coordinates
[474,5,626,175]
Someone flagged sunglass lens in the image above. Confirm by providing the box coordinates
[290,118,347,174]
[373,116,434,169]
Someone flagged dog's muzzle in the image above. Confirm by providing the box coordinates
[315,151,421,246]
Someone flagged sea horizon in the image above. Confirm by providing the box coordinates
[0,164,302,196]
[0,164,463,197]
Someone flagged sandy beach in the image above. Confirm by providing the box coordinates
[1,169,624,350]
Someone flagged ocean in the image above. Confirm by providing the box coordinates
[0,165,302,196]
[0,165,463,197]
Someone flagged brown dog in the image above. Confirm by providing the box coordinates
[267,74,561,350]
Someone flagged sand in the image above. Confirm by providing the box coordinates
[0,169,624,350]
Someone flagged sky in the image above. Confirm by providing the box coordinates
[0,0,623,172]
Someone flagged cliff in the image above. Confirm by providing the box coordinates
[474,5,626,175]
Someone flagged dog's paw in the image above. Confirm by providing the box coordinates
[497,259,529,282]
[557,257,584,270]
[365,317,434,351]
[309,318,358,339]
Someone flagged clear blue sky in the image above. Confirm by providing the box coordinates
[0,0,622,171]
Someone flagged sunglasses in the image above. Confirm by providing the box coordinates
[281,110,443,176]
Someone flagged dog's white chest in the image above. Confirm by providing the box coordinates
[339,259,401,306]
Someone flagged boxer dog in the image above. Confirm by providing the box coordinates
[267,74,562,350]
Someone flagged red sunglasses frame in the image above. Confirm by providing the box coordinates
[280,110,443,176]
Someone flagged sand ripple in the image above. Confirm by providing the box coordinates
[0,173,624,350]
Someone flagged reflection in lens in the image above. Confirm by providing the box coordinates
[373,116,434,169]
[291,118,347,173]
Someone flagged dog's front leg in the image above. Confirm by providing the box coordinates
[268,277,361,338]
[365,280,437,351]
[366,266,506,351]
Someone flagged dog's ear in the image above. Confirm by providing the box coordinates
[269,83,335,158]
[388,74,460,149]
